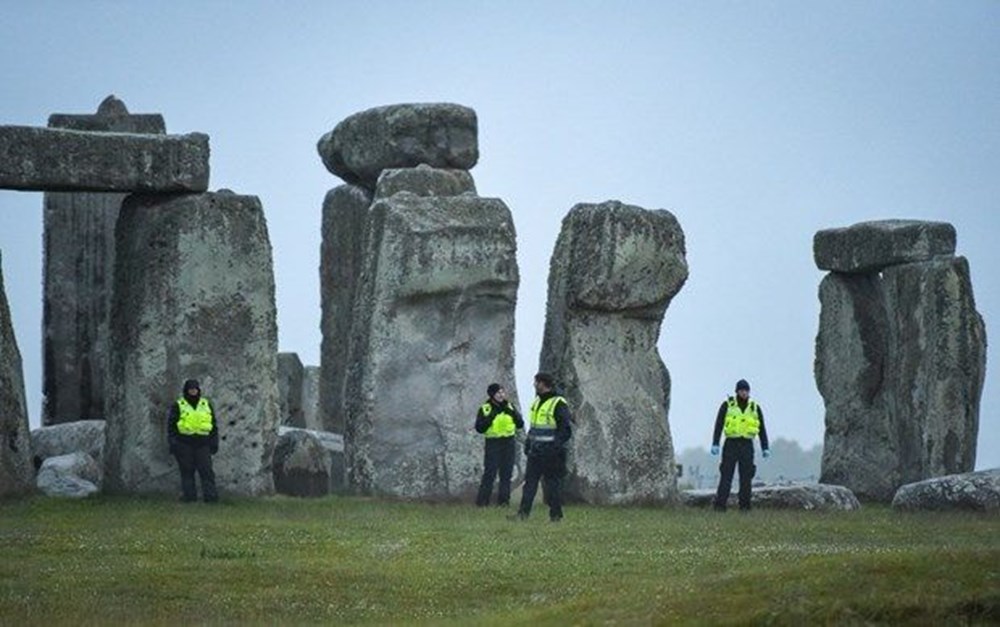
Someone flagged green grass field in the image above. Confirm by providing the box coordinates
[1,494,997,625]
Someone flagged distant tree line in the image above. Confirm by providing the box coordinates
[676,438,822,490]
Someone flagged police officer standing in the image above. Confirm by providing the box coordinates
[167,379,219,503]
[514,373,572,522]
[711,379,769,512]
[474,383,524,507]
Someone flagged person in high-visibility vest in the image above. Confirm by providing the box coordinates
[710,379,770,511]
[167,379,220,503]
[512,372,573,522]
[474,383,524,507]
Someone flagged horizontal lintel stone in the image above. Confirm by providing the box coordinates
[813,219,956,273]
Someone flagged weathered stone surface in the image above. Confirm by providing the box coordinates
[317,103,478,189]
[540,201,687,505]
[273,426,345,497]
[104,191,279,496]
[345,194,518,499]
[883,257,986,481]
[683,483,861,511]
[320,184,372,434]
[891,469,1000,512]
[37,452,101,498]
[0,125,209,192]
[374,164,476,200]
[302,366,322,431]
[278,352,305,428]
[0,251,34,497]
[814,219,956,273]
[815,272,899,501]
[30,420,105,470]
[42,97,166,425]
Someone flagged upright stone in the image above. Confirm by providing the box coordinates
[302,366,322,431]
[345,194,519,499]
[104,191,279,496]
[278,352,305,427]
[0,126,209,192]
[317,103,478,189]
[319,184,372,434]
[883,257,986,480]
[0,251,34,496]
[540,201,688,505]
[815,273,898,501]
[43,96,166,425]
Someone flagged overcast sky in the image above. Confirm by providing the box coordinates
[1,2,997,469]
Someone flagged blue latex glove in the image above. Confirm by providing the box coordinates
[710,445,720,456]
[762,449,771,459]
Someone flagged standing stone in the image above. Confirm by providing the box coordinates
[0,126,209,192]
[104,191,279,496]
[317,103,478,189]
[0,251,34,496]
[815,272,899,501]
[882,257,986,481]
[320,184,372,434]
[302,366,322,431]
[539,201,688,505]
[43,96,166,425]
[344,194,519,499]
[273,426,345,497]
[815,219,986,501]
[277,352,305,427]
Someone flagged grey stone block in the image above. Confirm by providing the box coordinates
[892,469,1000,512]
[813,219,956,273]
[374,164,476,200]
[0,250,34,496]
[0,125,209,192]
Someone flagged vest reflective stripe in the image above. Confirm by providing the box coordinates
[481,402,517,438]
[177,397,213,436]
[528,396,564,442]
[723,396,760,438]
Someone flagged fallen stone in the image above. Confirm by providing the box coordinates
[892,469,1000,512]
[344,194,519,499]
[30,419,105,470]
[0,250,34,497]
[540,201,687,505]
[813,219,956,273]
[0,125,209,192]
[317,103,478,189]
[683,483,861,511]
[42,96,166,425]
[273,426,345,497]
[104,191,279,496]
[374,164,476,200]
[37,452,101,498]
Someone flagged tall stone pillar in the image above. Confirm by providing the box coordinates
[814,220,986,501]
[104,191,279,496]
[539,201,688,505]
[42,96,165,425]
[0,251,34,496]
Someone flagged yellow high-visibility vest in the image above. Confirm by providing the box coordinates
[528,396,565,442]
[176,397,213,436]
[723,396,760,438]
[481,402,517,438]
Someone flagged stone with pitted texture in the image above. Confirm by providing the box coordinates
[104,191,279,496]
[683,483,861,511]
[278,352,305,428]
[374,164,477,200]
[302,366,322,431]
[892,469,1000,512]
[344,194,518,499]
[813,219,956,273]
[317,103,478,189]
[30,420,105,470]
[540,201,688,505]
[37,452,101,498]
[0,251,34,497]
[273,426,345,497]
[0,125,209,192]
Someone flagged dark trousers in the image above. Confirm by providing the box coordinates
[476,437,516,506]
[518,450,564,520]
[714,438,755,511]
[174,441,217,502]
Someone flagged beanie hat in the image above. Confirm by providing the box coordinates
[487,383,502,398]
[183,379,200,393]
[735,379,750,392]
